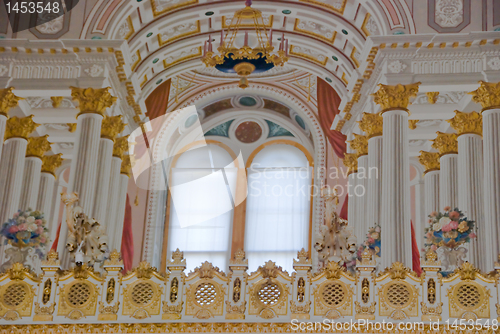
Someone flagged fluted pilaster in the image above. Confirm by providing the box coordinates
[19,135,52,210]
[348,134,369,241]
[359,112,383,233]
[419,151,440,248]
[469,81,500,267]
[344,153,358,237]
[113,155,131,252]
[106,136,128,249]
[372,82,420,268]
[93,116,126,223]
[432,132,458,209]
[37,154,63,227]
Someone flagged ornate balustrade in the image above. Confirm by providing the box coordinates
[0,249,499,333]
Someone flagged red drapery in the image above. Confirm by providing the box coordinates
[317,78,348,219]
[121,194,134,272]
[411,221,422,275]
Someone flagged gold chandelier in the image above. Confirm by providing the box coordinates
[201,0,288,88]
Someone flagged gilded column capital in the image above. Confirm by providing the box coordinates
[431,132,458,156]
[371,82,421,113]
[469,81,500,111]
[348,133,368,156]
[41,154,64,176]
[343,153,358,175]
[101,115,126,141]
[0,88,23,117]
[70,87,117,116]
[121,155,132,177]
[447,110,482,136]
[419,151,440,174]
[5,115,39,140]
[26,135,52,158]
[113,135,130,159]
[358,112,383,138]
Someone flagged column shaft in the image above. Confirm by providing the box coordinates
[0,114,6,161]
[356,155,369,239]
[19,157,42,210]
[113,174,129,252]
[439,154,458,209]
[424,171,440,215]
[380,110,412,268]
[0,138,28,223]
[347,172,358,238]
[93,138,114,223]
[483,109,500,266]
[106,156,122,248]
[366,137,383,229]
[37,172,56,223]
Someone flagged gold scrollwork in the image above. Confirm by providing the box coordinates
[122,279,162,317]
[57,280,99,318]
[314,280,353,317]
[186,279,224,319]
[0,281,35,319]
[378,280,419,320]
[249,278,288,318]
[447,280,490,319]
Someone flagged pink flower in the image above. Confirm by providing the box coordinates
[18,223,27,231]
[449,211,460,220]
[35,219,43,225]
[426,231,433,239]
[368,237,375,244]
[441,224,452,232]
[8,226,19,234]
[431,245,437,251]
[444,206,451,211]
[36,227,43,235]
[449,221,459,229]
[430,211,438,217]
[13,212,19,218]
[469,233,476,239]
[40,237,46,243]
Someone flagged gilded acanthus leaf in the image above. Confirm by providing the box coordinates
[70,87,117,115]
[5,115,39,140]
[26,135,52,158]
[431,132,458,155]
[358,112,383,138]
[469,81,500,110]
[348,133,368,156]
[41,154,64,176]
[0,87,23,116]
[418,151,440,173]
[371,82,421,111]
[447,110,482,136]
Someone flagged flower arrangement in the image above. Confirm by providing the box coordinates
[357,225,381,259]
[424,206,476,251]
[1,209,50,259]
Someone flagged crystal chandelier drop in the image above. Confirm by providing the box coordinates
[201,0,289,88]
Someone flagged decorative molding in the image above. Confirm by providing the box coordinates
[84,64,104,77]
[158,21,200,46]
[428,0,471,32]
[387,60,407,74]
[289,45,328,66]
[25,97,75,109]
[487,57,500,71]
[151,0,198,17]
[299,0,347,14]
[294,19,336,43]
[361,13,379,36]
[412,92,465,105]
[163,47,202,69]
[116,17,134,40]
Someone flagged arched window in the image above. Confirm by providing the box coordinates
[167,144,237,272]
[245,144,311,273]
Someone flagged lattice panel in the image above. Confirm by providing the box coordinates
[67,282,91,307]
[457,284,480,309]
[195,283,217,306]
[131,282,154,306]
[322,283,345,306]
[257,282,281,305]
[2,283,28,307]
[386,283,410,308]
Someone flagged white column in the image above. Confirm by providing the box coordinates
[37,172,56,222]
[356,154,369,238]
[424,171,440,216]
[366,136,383,228]
[439,154,458,210]
[19,157,42,210]
[0,114,6,160]
[483,108,500,268]
[347,172,358,235]
[57,87,116,265]
[379,109,412,268]
[114,173,130,252]
[0,138,28,223]
[457,134,487,271]
[92,137,114,222]
[106,156,123,248]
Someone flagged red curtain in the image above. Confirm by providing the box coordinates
[121,194,134,272]
[317,78,347,158]
[411,221,422,275]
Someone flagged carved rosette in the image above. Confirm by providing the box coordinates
[419,151,440,173]
[5,116,39,140]
[343,153,358,174]
[358,112,383,138]
[0,87,23,117]
[70,87,117,116]
[26,135,52,158]
[113,136,129,159]
[348,133,368,157]
[41,154,63,176]
[448,110,482,136]
[431,132,458,156]
[101,115,126,141]
[469,81,500,111]
[371,82,421,113]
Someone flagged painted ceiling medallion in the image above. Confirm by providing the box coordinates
[201,0,289,89]
[235,121,262,143]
